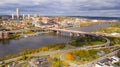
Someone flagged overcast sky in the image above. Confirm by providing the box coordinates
[0,0,120,17]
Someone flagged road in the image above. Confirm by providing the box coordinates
[3,44,114,63]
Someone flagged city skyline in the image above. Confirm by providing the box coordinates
[0,0,120,17]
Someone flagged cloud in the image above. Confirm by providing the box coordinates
[0,0,120,17]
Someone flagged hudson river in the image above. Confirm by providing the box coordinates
[0,23,114,58]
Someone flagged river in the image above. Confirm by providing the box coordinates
[0,34,71,58]
[0,23,114,58]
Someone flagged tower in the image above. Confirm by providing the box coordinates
[23,14,25,20]
[16,8,20,20]
[28,14,30,19]
[12,14,14,20]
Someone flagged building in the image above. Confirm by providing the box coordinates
[28,14,30,20]
[12,14,14,20]
[111,56,120,64]
[29,56,51,67]
[41,17,49,24]
[94,56,120,67]
[16,8,20,20]
[0,31,9,39]
[22,14,25,20]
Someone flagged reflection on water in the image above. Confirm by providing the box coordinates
[0,39,10,45]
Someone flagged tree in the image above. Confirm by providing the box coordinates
[65,53,74,60]
[117,52,120,58]
[51,57,62,67]
[70,40,76,46]
[40,46,49,51]
[0,19,3,23]
[21,55,27,60]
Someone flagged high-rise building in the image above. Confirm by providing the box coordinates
[12,14,14,20]
[28,14,30,19]
[23,14,25,20]
[16,8,20,20]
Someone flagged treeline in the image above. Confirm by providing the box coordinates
[70,35,105,47]
[9,33,20,39]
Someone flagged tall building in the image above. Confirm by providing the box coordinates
[12,14,14,20]
[16,8,20,20]
[23,14,25,20]
[28,14,30,19]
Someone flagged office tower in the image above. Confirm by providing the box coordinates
[16,8,20,20]
[12,14,14,20]
[28,14,30,19]
[23,14,25,20]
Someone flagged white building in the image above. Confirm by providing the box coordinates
[28,14,30,19]
[92,20,98,22]
[23,14,25,20]
[95,62,114,67]
[16,8,20,20]
[111,56,120,63]
[12,14,14,19]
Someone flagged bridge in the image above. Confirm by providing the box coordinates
[45,28,92,36]
[44,28,110,47]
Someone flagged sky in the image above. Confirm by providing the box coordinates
[0,0,120,17]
